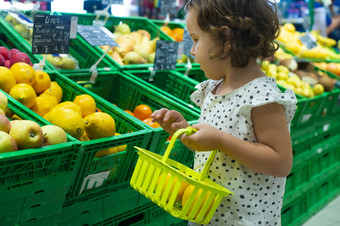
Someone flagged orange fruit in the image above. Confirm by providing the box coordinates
[160,26,173,37]
[10,62,35,85]
[142,117,160,128]
[156,173,189,203]
[73,94,96,117]
[0,66,16,93]
[182,185,214,217]
[9,83,37,108]
[84,112,116,140]
[30,95,58,117]
[40,81,63,103]
[124,110,134,117]
[32,70,51,95]
[172,28,184,41]
[133,104,152,121]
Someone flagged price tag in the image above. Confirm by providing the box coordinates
[77,25,118,47]
[159,0,177,15]
[32,14,73,54]
[154,40,179,71]
[299,33,317,49]
[183,28,194,58]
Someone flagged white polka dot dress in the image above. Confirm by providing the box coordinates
[188,77,297,226]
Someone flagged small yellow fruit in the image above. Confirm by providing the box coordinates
[84,112,116,140]
[115,133,127,152]
[10,62,35,85]
[73,94,96,117]
[94,147,118,158]
[40,81,63,103]
[47,108,85,139]
[9,83,37,108]
[32,70,51,95]
[277,72,289,81]
[277,65,290,74]
[313,84,324,96]
[30,95,58,117]
[0,66,16,93]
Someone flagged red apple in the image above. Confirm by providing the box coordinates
[41,125,67,146]
[4,60,10,68]
[0,55,4,67]
[9,120,44,149]
[9,49,21,58]
[10,52,31,66]
[0,46,10,60]
[0,114,10,133]
[0,131,17,153]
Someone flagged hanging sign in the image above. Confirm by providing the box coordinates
[159,0,177,15]
[154,40,179,71]
[299,33,317,49]
[32,14,77,54]
[77,25,118,47]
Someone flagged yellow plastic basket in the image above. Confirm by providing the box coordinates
[130,127,233,224]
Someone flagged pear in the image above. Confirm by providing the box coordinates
[148,52,155,63]
[149,38,159,53]
[130,32,142,44]
[111,51,124,65]
[114,34,135,57]
[115,23,131,34]
[123,51,146,64]
[133,44,151,59]
[60,57,77,70]
[137,29,151,40]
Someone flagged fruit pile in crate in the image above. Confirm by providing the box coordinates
[277,23,340,61]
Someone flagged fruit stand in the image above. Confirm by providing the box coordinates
[0,2,339,226]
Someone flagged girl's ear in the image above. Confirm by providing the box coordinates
[222,26,231,52]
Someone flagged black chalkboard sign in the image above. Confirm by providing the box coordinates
[159,0,177,15]
[154,40,179,71]
[32,14,72,54]
[299,33,317,49]
[183,28,195,58]
[77,25,118,47]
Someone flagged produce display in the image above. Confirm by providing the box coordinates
[99,23,159,65]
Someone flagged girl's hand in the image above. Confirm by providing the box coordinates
[151,108,189,135]
[181,123,222,151]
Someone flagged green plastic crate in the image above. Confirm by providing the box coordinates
[3,70,152,202]
[0,11,113,72]
[0,92,81,225]
[124,69,200,113]
[56,12,172,71]
[60,187,150,226]
[61,69,199,167]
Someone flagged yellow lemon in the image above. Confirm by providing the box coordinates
[283,23,296,33]
[9,83,37,108]
[47,108,85,139]
[94,147,118,158]
[277,65,290,74]
[84,112,116,140]
[50,101,82,117]
[32,70,51,95]
[277,72,289,81]
[0,66,16,93]
[10,62,35,85]
[313,84,324,96]
[73,94,96,117]
[30,95,58,117]
[40,81,63,103]
[115,133,127,152]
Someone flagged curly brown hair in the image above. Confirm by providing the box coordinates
[185,0,280,68]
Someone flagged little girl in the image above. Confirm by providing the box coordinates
[151,0,297,225]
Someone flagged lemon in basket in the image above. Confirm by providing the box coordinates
[182,184,214,218]
[84,112,116,140]
[157,173,189,203]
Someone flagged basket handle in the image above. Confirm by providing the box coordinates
[162,127,217,181]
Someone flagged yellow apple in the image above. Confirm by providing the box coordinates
[9,120,44,149]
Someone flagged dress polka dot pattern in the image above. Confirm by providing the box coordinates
[188,77,297,225]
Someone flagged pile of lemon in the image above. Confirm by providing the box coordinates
[261,61,324,97]
[0,63,124,157]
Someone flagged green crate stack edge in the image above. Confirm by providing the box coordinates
[0,11,115,72]
[0,91,82,226]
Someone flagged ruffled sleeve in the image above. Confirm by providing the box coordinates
[238,88,297,125]
[190,80,213,108]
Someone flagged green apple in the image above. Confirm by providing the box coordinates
[0,131,17,153]
[0,114,10,133]
[9,120,44,150]
[41,125,67,146]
